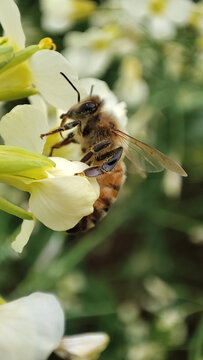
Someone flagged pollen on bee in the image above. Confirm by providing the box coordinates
[75,172,85,177]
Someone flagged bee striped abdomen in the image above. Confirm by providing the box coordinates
[68,161,126,233]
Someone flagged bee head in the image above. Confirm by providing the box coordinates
[60,72,103,121]
[67,96,103,120]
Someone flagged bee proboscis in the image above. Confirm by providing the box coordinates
[41,72,187,233]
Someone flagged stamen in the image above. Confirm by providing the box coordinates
[38,37,56,51]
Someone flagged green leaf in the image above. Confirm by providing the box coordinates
[0,196,33,220]
[189,316,203,360]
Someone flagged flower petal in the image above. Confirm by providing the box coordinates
[56,333,109,360]
[11,218,36,253]
[79,77,117,109]
[0,0,25,49]
[29,158,99,231]
[30,50,87,111]
[0,105,49,153]
[63,46,110,77]
[167,0,193,25]
[29,94,48,117]
[0,292,64,360]
[40,0,72,33]
[149,17,176,40]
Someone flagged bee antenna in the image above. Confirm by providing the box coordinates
[60,72,80,103]
[90,84,94,97]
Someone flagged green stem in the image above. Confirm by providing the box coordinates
[0,196,33,220]
[0,45,39,74]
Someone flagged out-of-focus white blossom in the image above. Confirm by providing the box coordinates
[146,0,193,40]
[120,0,194,40]
[0,292,65,360]
[127,342,164,360]
[163,169,182,198]
[63,25,134,78]
[189,225,203,244]
[40,0,96,33]
[144,276,176,307]
[188,2,203,33]
[55,332,110,360]
[114,56,149,107]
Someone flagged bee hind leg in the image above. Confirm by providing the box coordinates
[78,146,123,177]
[80,140,112,164]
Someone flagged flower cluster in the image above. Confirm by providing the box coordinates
[0,1,111,358]
[40,0,200,101]
[0,292,109,360]
[39,0,200,199]
[0,0,128,253]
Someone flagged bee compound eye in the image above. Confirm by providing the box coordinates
[79,101,98,114]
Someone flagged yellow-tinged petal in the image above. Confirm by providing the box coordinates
[0,44,44,101]
[71,0,96,21]
[55,333,110,360]
[11,218,36,253]
[30,50,87,110]
[0,292,65,360]
[0,0,25,50]
[0,105,49,153]
[0,62,32,101]
[29,158,100,231]
[0,146,55,191]
[0,297,6,305]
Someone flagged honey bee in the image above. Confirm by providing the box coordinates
[41,72,187,233]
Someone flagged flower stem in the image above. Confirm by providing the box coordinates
[0,196,33,220]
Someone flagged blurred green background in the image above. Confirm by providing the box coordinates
[0,0,203,359]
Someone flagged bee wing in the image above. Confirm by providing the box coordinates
[113,129,187,177]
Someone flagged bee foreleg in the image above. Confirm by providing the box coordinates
[60,113,69,127]
[49,132,77,156]
[40,120,80,139]
[80,140,111,164]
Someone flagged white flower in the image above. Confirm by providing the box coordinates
[188,3,203,33]
[147,0,194,40]
[0,0,85,105]
[114,56,149,107]
[120,0,194,40]
[55,332,110,360]
[0,292,110,360]
[146,0,193,40]
[0,292,65,360]
[63,25,134,78]
[40,0,96,33]
[163,170,182,198]
[0,104,100,251]
[0,0,25,50]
